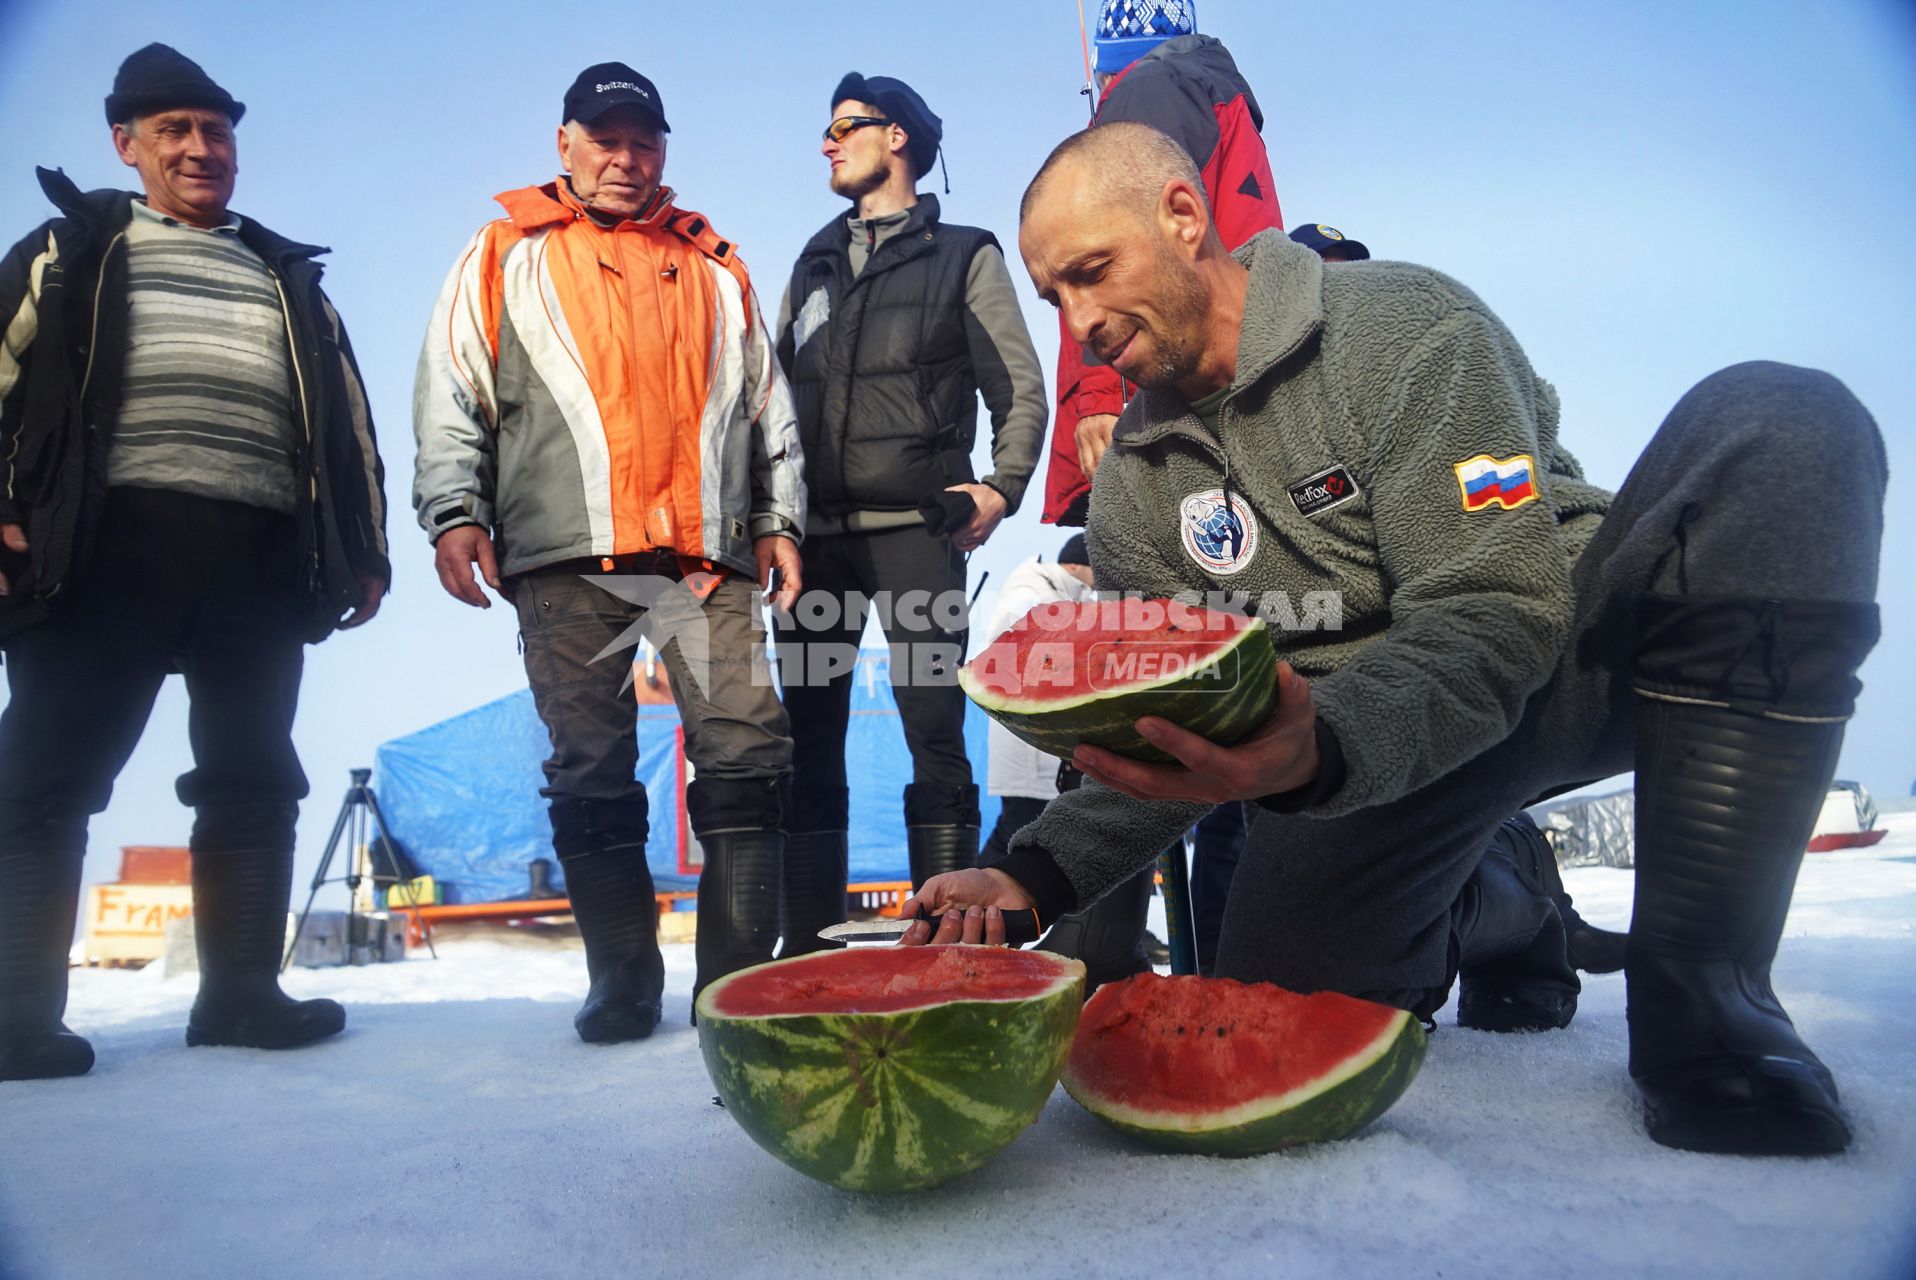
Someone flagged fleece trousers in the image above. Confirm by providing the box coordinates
[1214,362,1886,1013]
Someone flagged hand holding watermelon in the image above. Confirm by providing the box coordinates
[1074,662,1321,804]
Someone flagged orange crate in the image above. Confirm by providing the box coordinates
[119,846,191,885]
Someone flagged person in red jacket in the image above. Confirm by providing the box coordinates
[1041,2,1283,527]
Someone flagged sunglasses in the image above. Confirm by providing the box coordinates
[823,115,892,143]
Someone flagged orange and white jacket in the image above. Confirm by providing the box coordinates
[412,180,804,578]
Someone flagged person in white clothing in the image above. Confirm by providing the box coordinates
[981,536,1098,858]
[979,535,1157,991]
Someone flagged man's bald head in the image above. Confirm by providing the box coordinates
[1020,122,1210,232]
[1018,120,1247,401]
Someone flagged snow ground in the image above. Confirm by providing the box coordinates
[4,821,1915,1280]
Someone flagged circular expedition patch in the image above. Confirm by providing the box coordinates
[1179,489,1259,576]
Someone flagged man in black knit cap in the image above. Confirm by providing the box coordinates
[772,72,1046,952]
[0,45,389,1080]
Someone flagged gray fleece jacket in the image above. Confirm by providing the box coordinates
[1000,231,1612,913]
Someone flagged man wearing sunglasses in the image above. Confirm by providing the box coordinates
[773,72,1046,950]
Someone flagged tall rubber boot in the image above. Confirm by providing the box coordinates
[561,844,665,1043]
[693,828,783,1005]
[1627,595,1877,1155]
[776,830,848,960]
[1454,817,1581,1032]
[906,825,976,891]
[1036,866,1155,996]
[0,852,95,1081]
[904,783,979,891]
[187,850,346,1050]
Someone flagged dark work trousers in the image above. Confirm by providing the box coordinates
[779,525,972,832]
[0,487,309,859]
[1189,801,1249,975]
[514,560,792,834]
[1213,363,1885,1013]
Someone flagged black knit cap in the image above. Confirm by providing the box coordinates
[1056,534,1090,567]
[104,43,244,126]
[831,72,941,180]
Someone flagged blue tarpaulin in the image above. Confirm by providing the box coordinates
[373,654,999,902]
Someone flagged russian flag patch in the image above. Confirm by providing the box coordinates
[1453,454,1539,512]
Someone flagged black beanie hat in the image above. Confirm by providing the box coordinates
[831,72,941,180]
[1056,534,1090,567]
[104,43,245,127]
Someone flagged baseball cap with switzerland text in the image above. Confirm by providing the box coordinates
[563,63,670,132]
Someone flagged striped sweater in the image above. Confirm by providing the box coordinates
[114,201,298,512]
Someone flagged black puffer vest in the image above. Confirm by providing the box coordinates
[778,196,996,517]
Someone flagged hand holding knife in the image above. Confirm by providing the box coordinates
[818,903,1042,947]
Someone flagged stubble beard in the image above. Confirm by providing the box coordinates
[1130,245,1212,391]
[830,154,888,202]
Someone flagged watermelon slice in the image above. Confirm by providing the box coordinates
[1061,973,1426,1155]
[958,599,1278,763]
[698,946,1085,1191]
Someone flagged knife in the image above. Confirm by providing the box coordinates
[818,906,1042,946]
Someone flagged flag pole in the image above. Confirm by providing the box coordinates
[1075,0,1097,121]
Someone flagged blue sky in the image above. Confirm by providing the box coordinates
[1,0,1911,897]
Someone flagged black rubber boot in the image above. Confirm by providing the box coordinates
[187,850,346,1050]
[904,783,980,890]
[776,830,848,960]
[693,829,784,1005]
[0,852,95,1081]
[562,845,665,1044]
[1036,867,1155,996]
[1627,595,1877,1156]
[906,825,977,890]
[1455,816,1581,1033]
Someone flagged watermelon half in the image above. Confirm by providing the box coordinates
[958,599,1278,763]
[1061,973,1426,1156]
[697,946,1085,1192]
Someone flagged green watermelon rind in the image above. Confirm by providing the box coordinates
[1061,1008,1427,1157]
[960,615,1279,764]
[698,951,1086,1192]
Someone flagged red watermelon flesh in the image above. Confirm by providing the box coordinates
[959,599,1278,763]
[704,945,1077,1017]
[1062,973,1426,1155]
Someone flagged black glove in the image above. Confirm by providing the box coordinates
[918,489,976,537]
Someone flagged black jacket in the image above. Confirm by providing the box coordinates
[0,167,389,644]
[776,196,1001,518]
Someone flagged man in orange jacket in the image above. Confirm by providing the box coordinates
[413,64,807,1041]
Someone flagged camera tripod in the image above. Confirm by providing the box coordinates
[283,767,437,971]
